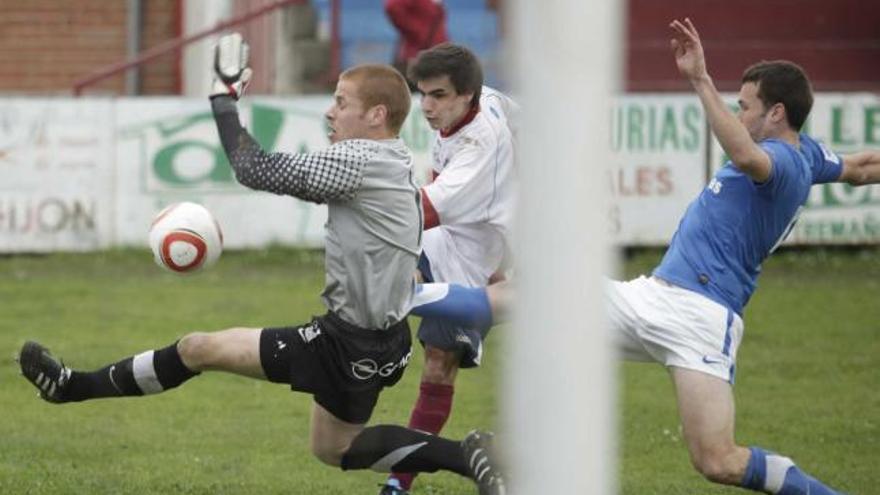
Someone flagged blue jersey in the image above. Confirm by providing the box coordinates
[653,134,842,314]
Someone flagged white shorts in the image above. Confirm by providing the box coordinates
[420,227,499,286]
[605,275,744,383]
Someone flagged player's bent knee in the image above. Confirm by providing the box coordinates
[177,332,214,370]
[693,459,725,483]
[421,364,451,384]
[690,451,738,485]
[310,440,345,467]
[421,347,459,384]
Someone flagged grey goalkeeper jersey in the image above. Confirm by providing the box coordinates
[212,97,421,330]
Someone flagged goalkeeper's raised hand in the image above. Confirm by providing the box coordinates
[210,33,252,100]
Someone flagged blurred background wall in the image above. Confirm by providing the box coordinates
[627,0,880,92]
[1,0,877,96]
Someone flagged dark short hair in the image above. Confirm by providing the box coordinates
[408,43,483,106]
[340,64,412,134]
[741,60,813,131]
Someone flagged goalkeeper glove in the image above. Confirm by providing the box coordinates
[210,32,252,100]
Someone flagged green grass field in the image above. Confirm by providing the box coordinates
[1,248,877,494]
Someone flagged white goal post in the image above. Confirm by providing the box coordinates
[504,1,622,493]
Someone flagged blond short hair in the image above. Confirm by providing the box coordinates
[340,64,412,135]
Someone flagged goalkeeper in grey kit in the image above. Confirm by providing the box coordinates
[18,33,504,494]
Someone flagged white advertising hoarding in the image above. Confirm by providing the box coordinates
[795,93,880,243]
[113,96,435,249]
[608,95,707,244]
[708,93,880,245]
[1,93,877,252]
[0,99,115,251]
[115,97,329,249]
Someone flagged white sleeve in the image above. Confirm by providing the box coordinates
[422,136,500,226]
[481,86,520,136]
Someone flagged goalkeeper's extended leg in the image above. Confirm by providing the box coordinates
[341,424,470,477]
[342,424,506,495]
[18,339,199,403]
[17,328,262,403]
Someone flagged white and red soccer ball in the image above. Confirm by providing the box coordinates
[149,202,223,274]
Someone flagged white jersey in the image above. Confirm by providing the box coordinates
[420,87,517,286]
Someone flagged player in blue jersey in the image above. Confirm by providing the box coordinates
[644,19,880,494]
[409,17,880,495]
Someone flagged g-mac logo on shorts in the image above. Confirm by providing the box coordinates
[350,350,412,380]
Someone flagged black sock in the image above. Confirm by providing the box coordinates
[64,342,199,402]
[340,425,469,478]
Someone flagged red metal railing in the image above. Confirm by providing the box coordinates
[72,0,340,96]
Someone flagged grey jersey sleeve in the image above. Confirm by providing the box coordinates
[211,96,373,203]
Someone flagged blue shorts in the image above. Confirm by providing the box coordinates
[417,253,491,368]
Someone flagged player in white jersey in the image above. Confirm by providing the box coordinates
[421,84,516,289]
[409,18,880,495]
[17,34,504,495]
[381,43,516,494]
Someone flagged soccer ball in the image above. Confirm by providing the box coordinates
[149,202,223,274]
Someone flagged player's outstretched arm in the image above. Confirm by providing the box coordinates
[212,96,368,203]
[670,18,771,182]
[209,35,368,204]
[839,150,880,185]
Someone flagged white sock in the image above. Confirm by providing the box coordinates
[764,454,795,493]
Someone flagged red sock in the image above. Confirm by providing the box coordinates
[390,382,454,490]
